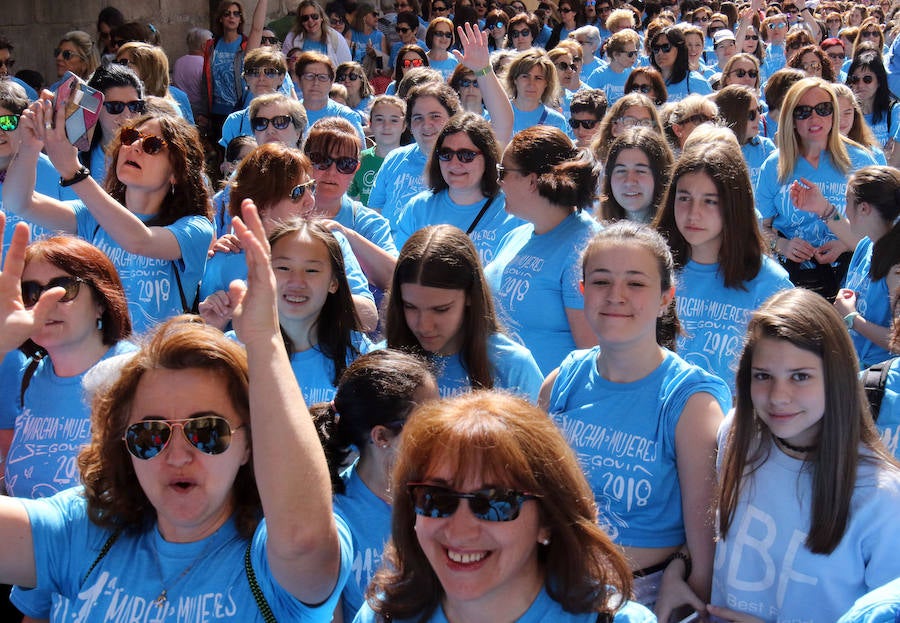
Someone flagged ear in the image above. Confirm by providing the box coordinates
[328,276,339,294]
[856,201,872,216]
[659,284,675,315]
[370,425,394,449]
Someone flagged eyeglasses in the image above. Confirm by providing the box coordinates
[556,61,577,72]
[432,4,449,10]
[251,115,293,131]
[801,62,822,72]
[330,17,346,27]
[745,34,759,41]
[301,72,332,82]
[300,13,321,22]
[629,83,652,94]
[827,52,846,61]
[436,147,482,163]
[651,42,672,54]
[768,22,787,29]
[693,16,710,23]
[0,59,15,69]
[402,57,425,68]
[124,415,243,460]
[103,100,147,115]
[244,67,285,78]
[54,49,84,61]
[0,114,21,131]
[559,6,574,12]
[120,127,168,155]
[308,152,360,173]
[457,78,480,88]
[223,9,242,17]
[748,107,761,121]
[336,71,361,82]
[510,28,531,38]
[261,36,281,45]
[848,74,876,86]
[290,179,318,200]
[569,118,598,129]
[408,483,540,522]
[792,100,834,120]
[615,115,654,128]
[728,68,759,79]
[433,30,453,38]
[396,26,412,34]
[861,30,880,39]
[496,164,523,181]
[678,113,712,125]
[21,276,85,307]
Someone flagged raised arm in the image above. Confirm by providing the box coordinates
[245,0,270,51]
[229,201,341,603]
[454,23,514,148]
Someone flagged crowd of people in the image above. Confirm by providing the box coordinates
[2,0,900,621]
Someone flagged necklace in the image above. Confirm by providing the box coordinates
[151,534,227,607]
[775,436,817,454]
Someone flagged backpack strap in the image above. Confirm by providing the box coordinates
[863,356,897,423]
[244,542,277,622]
[171,261,200,314]
[19,351,46,411]
[80,528,122,587]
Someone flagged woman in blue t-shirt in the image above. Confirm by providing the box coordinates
[846,48,899,150]
[505,49,569,135]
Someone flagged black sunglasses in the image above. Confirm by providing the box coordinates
[336,72,361,81]
[457,78,480,88]
[569,118,598,130]
[54,48,83,61]
[729,68,759,79]
[792,101,834,120]
[124,415,243,460]
[629,83,652,94]
[408,483,541,522]
[21,276,85,307]
[556,61,578,72]
[103,100,146,115]
[651,42,672,54]
[308,152,360,173]
[251,115,293,132]
[300,13,321,22]
[120,127,168,155]
[433,30,453,39]
[848,74,875,85]
[436,147,482,163]
[510,28,531,38]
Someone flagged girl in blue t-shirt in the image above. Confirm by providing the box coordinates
[539,222,730,618]
[600,127,674,224]
[846,49,899,150]
[386,224,544,400]
[712,84,776,188]
[311,349,439,623]
[654,141,792,390]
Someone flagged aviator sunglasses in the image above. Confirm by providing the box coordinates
[290,179,318,201]
[124,415,243,460]
[408,483,541,522]
[21,276,85,307]
[120,127,168,155]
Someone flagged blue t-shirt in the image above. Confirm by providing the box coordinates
[428,55,459,80]
[742,136,776,188]
[837,577,900,623]
[333,194,398,257]
[352,586,656,622]
[289,334,374,405]
[333,462,391,623]
[713,420,900,623]
[511,103,569,136]
[1,154,69,257]
[73,203,214,336]
[169,86,195,123]
[429,332,544,401]
[394,190,523,266]
[869,104,900,147]
[548,347,730,548]
[586,65,632,105]
[219,107,253,148]
[0,349,28,432]
[844,237,893,367]
[16,488,352,622]
[663,70,713,102]
[211,37,243,115]
[304,99,366,144]
[676,257,793,391]
[351,30,384,64]
[484,211,600,375]
[868,356,900,459]
[368,143,429,227]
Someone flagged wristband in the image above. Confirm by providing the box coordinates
[844,311,860,330]
[475,65,491,76]
[665,551,692,580]
[59,165,91,187]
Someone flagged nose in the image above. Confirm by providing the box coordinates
[606,279,626,303]
[767,377,791,406]
[163,425,195,466]
[442,498,482,541]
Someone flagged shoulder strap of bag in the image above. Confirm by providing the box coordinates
[19,351,45,410]
[863,356,897,423]
[244,542,277,622]
[466,194,497,235]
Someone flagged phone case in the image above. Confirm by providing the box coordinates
[53,71,104,152]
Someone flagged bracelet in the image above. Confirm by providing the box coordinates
[821,203,841,222]
[769,237,778,254]
[59,165,91,187]
[844,311,860,330]
[665,551,692,581]
[474,65,491,76]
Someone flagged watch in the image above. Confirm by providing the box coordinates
[59,165,91,187]
[843,311,860,330]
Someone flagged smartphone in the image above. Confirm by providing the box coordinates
[52,71,104,151]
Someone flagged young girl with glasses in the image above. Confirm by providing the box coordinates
[386,45,429,96]
[540,221,731,617]
[386,224,544,399]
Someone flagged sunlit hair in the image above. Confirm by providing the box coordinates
[605,27,640,55]
[304,116,361,161]
[718,289,898,554]
[80,317,261,537]
[600,127,673,222]
[847,166,900,281]
[58,31,100,78]
[295,50,335,82]
[243,46,288,75]
[105,114,211,227]
[714,84,759,145]
[117,42,171,97]
[507,126,597,210]
[0,80,28,115]
[607,7,637,31]
[427,112,500,197]
[367,391,634,619]
[369,94,406,120]
[787,45,835,82]
[248,93,308,143]
[570,88,608,120]
[650,25,689,84]
[230,143,312,218]
[24,236,131,347]
[291,0,331,42]
[832,83,879,150]
[623,66,668,106]
[310,349,435,493]
[397,67,443,99]
[385,225,499,390]
[268,218,362,374]
[508,12,539,42]
[392,44,429,84]
[591,93,664,162]
[213,1,246,37]
[425,16,455,48]
[506,49,559,105]
[722,53,762,90]
[776,78,851,184]
[653,141,765,289]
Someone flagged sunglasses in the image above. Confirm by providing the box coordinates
[615,115,654,128]
[290,179,318,200]
[693,16,710,23]
[437,147,482,163]
[792,100,834,120]
[397,26,412,34]
[124,415,243,460]
[768,22,787,29]
[103,100,146,115]
[251,114,293,131]
[402,57,425,68]
[569,118,598,129]
[120,127,168,155]
[0,114,21,131]
[308,152,360,173]
[849,74,875,85]
[408,483,540,522]
[861,30,879,38]
[261,36,281,45]
[559,6,574,12]
[745,34,759,41]
[510,28,531,38]
[0,59,15,69]
[748,107,761,121]
[223,9,242,17]
[433,4,448,10]
[244,67,285,78]
[729,68,758,79]
[21,276,85,307]
[433,30,453,38]
[54,49,83,61]
[556,61,577,72]
[651,42,672,54]
[629,83,652,94]
[828,52,846,61]
[457,78,480,88]
[330,18,346,26]
[300,13,321,22]
[336,72,361,81]
[497,164,522,181]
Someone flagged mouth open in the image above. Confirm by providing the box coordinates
[446,548,490,566]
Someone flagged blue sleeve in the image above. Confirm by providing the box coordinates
[349,203,399,256]
[219,110,245,148]
[0,350,27,429]
[392,191,431,252]
[335,232,374,302]
[167,215,215,307]
[169,86,195,123]
[754,151,781,220]
[367,152,398,213]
